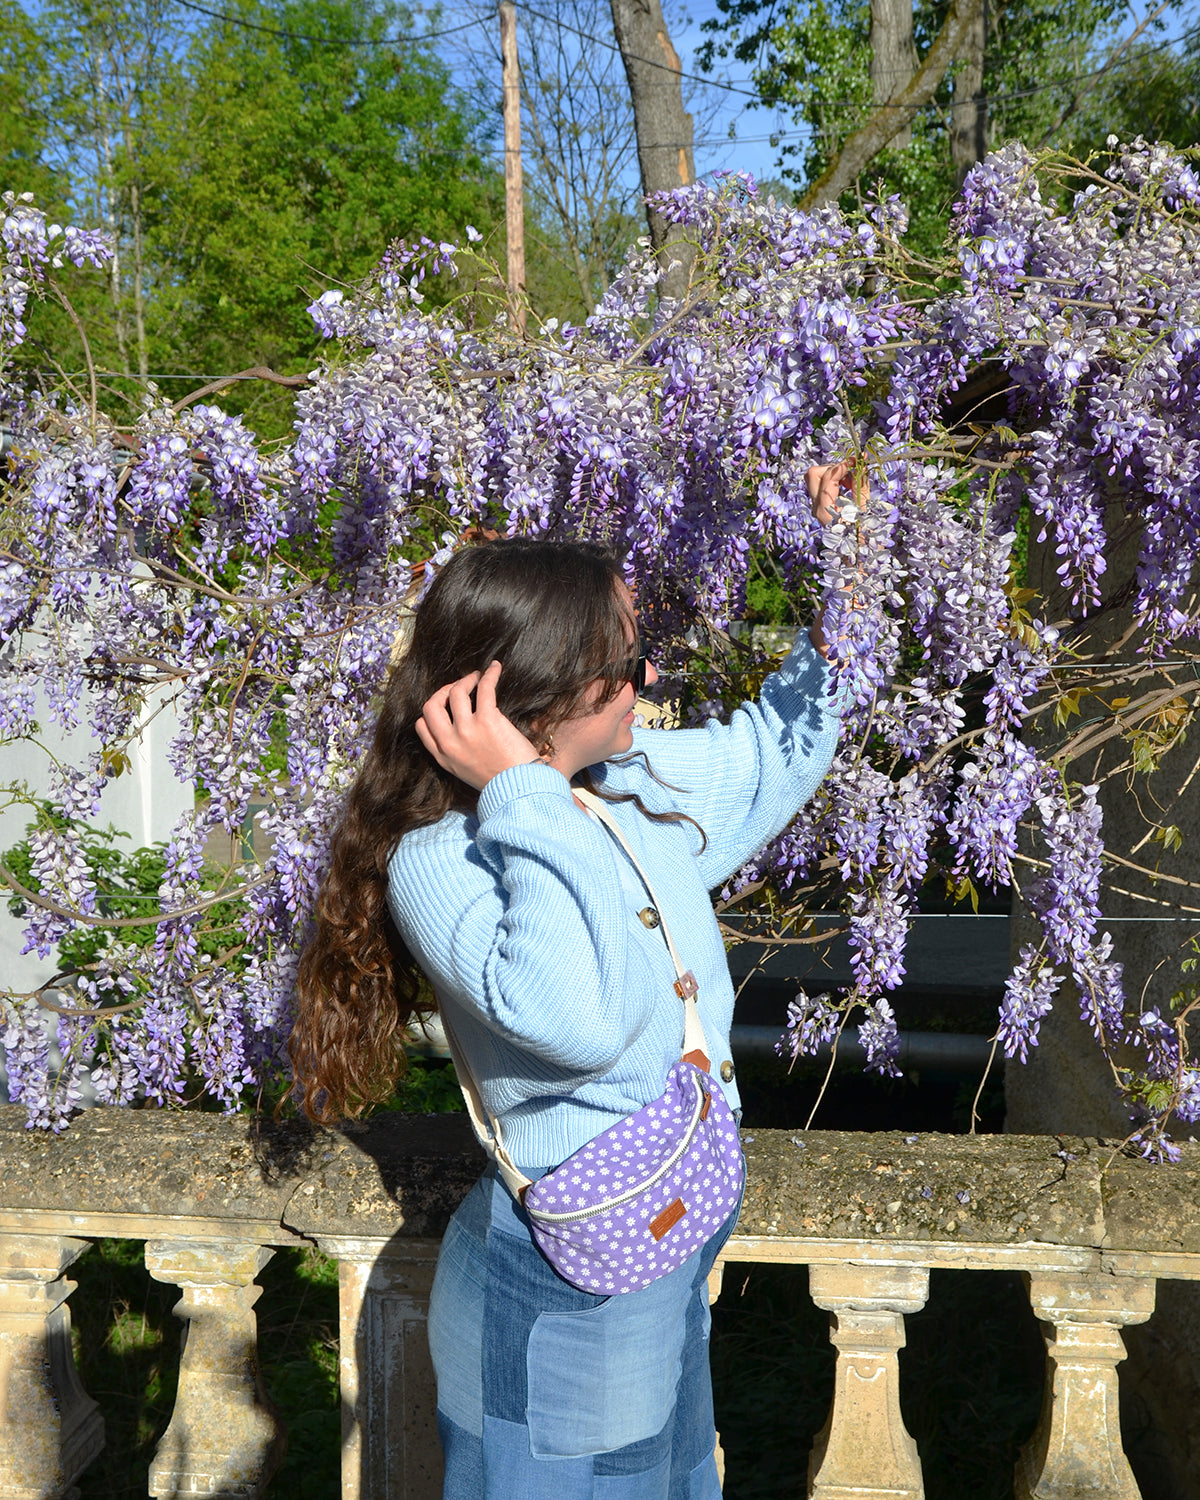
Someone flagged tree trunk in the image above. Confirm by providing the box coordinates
[802,0,985,210]
[609,0,695,302]
[870,0,917,150]
[93,63,130,375]
[130,180,149,378]
[949,0,986,188]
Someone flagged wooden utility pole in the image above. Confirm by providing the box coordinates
[499,1,526,335]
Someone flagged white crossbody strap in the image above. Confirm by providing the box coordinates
[572,789,709,1064]
[442,787,712,1196]
[437,1006,532,1200]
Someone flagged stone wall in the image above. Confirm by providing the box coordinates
[1,1106,1197,1498]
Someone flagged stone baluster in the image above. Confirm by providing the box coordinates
[708,1261,727,1486]
[1015,1273,1156,1500]
[806,1261,930,1500]
[144,1239,285,1500]
[0,1234,104,1500]
[318,1236,442,1500]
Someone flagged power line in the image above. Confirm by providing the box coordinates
[164,0,1200,120]
[739,18,1200,115]
[511,5,1200,127]
[170,0,767,95]
[173,0,480,46]
[515,0,763,96]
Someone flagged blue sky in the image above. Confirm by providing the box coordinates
[439,0,1200,209]
[439,0,799,198]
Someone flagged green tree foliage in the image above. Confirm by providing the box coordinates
[1,0,501,429]
[981,0,1198,154]
[36,0,189,380]
[3,807,250,977]
[699,0,1199,251]
[0,0,59,200]
[701,0,983,248]
[141,0,501,387]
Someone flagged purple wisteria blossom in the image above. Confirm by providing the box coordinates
[997,945,1061,1063]
[778,990,842,1063]
[858,999,902,1076]
[3,148,1200,1141]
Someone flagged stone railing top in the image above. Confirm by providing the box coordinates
[1,1105,1198,1257]
[0,1103,481,1241]
[740,1129,1200,1255]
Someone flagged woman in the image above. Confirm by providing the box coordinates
[291,463,849,1498]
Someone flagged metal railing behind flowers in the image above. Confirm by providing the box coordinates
[1,1104,1195,1499]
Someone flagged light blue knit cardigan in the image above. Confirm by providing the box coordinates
[387,633,843,1174]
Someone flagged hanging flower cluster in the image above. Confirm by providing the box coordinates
[3,145,1200,1151]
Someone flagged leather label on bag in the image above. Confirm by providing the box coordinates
[650,1198,687,1241]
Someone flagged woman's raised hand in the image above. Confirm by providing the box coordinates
[415,660,542,791]
[805,461,854,526]
[804,460,862,659]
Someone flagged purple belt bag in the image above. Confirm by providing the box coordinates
[445,787,745,1296]
[521,1054,745,1295]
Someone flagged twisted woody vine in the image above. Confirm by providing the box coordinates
[2,139,1199,1155]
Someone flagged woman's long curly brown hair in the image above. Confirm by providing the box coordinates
[289,536,657,1123]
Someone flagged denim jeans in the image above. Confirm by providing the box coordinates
[428,1166,739,1498]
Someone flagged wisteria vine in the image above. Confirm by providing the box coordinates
[2,144,1200,1153]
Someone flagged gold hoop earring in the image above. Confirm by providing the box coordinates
[539,732,555,759]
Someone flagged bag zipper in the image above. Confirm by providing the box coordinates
[525,1071,710,1226]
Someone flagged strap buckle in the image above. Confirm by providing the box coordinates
[673,969,698,1000]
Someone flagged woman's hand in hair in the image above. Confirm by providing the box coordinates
[415,660,543,791]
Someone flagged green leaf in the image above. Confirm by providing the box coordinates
[946,873,980,914]
[1151,824,1184,854]
[1053,688,1085,727]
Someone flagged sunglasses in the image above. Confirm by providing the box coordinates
[604,640,649,695]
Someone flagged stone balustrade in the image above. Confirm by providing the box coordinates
[0,1104,1196,1499]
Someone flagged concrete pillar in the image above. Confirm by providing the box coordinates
[806,1261,929,1500]
[0,1234,103,1500]
[1015,1273,1156,1500]
[708,1260,727,1485]
[144,1239,284,1499]
[1006,488,1200,1494]
[317,1236,441,1500]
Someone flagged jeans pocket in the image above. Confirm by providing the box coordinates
[524,1259,694,1458]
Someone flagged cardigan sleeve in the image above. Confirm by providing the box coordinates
[611,630,844,889]
[387,760,661,1079]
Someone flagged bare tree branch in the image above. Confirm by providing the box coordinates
[801,0,986,210]
[0,863,269,929]
[171,365,312,413]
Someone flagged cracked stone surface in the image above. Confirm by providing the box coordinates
[0,1105,481,1239]
[736,1130,1200,1250]
[1,1106,1197,1251]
